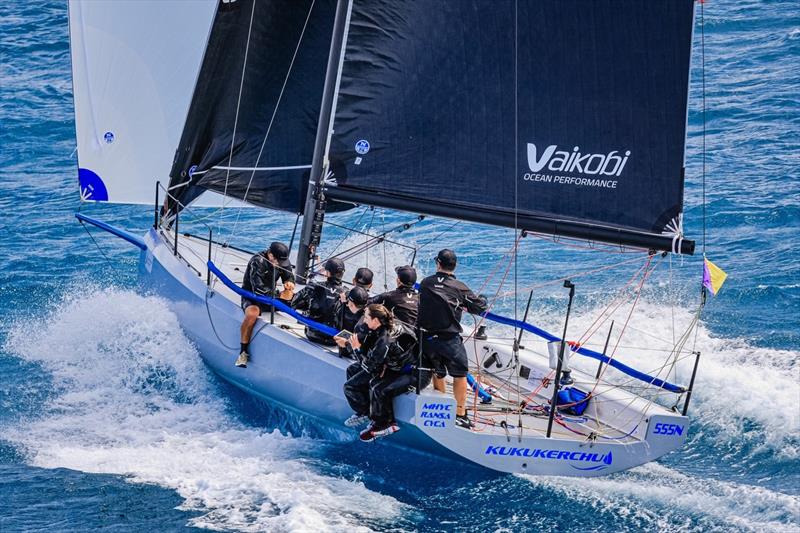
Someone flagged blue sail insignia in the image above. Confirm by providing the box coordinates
[78,168,109,201]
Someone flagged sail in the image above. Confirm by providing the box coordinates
[167,0,338,214]
[68,0,217,204]
[324,0,696,254]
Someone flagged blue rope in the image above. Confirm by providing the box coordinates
[482,311,684,393]
[208,261,339,337]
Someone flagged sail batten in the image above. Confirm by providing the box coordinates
[323,0,696,253]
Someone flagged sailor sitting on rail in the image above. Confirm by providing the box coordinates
[236,241,295,368]
[366,317,428,441]
[334,287,369,358]
[291,257,347,345]
[338,304,424,441]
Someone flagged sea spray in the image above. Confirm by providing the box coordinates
[2,288,409,532]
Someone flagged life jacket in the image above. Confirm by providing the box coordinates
[307,281,344,325]
[385,322,418,372]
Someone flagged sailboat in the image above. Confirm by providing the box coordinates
[68,0,704,476]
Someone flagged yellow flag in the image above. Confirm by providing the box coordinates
[703,257,728,296]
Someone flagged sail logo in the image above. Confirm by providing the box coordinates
[526,143,630,177]
[355,139,370,155]
[484,446,613,471]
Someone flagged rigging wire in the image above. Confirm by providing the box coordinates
[78,218,125,282]
[323,206,369,258]
[701,0,707,257]
[415,220,460,253]
[217,0,318,267]
[497,254,649,298]
[75,200,129,283]
[216,0,257,253]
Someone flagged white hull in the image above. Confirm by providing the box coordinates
[136,227,688,476]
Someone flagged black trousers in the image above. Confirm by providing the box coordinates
[370,369,432,425]
[343,362,371,416]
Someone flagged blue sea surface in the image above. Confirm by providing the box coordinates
[1,1,798,532]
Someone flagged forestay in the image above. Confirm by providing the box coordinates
[324,0,696,254]
[68,0,217,204]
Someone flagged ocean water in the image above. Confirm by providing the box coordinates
[1,1,798,532]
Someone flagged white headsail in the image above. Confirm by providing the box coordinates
[68,0,216,204]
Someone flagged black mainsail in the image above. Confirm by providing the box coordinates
[322,0,696,255]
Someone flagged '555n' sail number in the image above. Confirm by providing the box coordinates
[652,423,684,436]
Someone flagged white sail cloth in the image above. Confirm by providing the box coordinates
[69,0,216,204]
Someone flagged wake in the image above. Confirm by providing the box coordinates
[3,288,408,532]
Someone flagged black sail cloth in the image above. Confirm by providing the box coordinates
[167,0,337,214]
[168,0,696,254]
[325,0,696,253]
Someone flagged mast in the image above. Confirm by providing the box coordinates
[296,0,352,280]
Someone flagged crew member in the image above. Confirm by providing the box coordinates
[292,257,347,345]
[353,267,374,291]
[418,249,487,429]
[335,286,369,358]
[236,241,295,368]
[368,318,427,436]
[339,304,401,442]
[369,265,419,326]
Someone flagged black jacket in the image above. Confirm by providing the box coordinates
[358,327,393,376]
[417,272,488,336]
[241,251,294,297]
[351,323,417,374]
[292,279,346,343]
[337,304,363,334]
[384,322,417,372]
[369,286,419,326]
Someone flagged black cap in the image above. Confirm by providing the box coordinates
[436,249,457,270]
[323,257,346,277]
[354,267,374,287]
[395,265,417,286]
[347,286,369,307]
[268,242,291,268]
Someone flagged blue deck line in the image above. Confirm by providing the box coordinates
[481,311,684,393]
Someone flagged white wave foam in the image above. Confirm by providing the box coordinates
[3,288,406,532]
[525,462,800,532]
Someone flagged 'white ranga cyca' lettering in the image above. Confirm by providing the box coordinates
[527,143,630,177]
